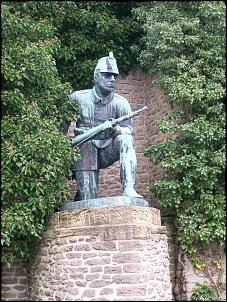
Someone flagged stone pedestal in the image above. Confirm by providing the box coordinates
[28,198,172,301]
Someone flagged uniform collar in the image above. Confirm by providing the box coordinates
[91,87,114,105]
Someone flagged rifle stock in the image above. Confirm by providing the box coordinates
[71,106,148,147]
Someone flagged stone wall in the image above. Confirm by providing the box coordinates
[174,242,226,301]
[1,259,28,301]
[28,205,172,301]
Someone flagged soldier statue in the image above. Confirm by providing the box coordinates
[68,52,144,201]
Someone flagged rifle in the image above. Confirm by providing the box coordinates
[71,106,148,147]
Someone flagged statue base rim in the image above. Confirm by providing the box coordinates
[57,196,149,211]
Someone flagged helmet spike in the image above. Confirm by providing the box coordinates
[109,52,114,59]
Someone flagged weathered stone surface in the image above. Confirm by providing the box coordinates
[26,205,172,301]
[116,285,147,296]
[48,203,161,228]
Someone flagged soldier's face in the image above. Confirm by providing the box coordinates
[96,72,118,93]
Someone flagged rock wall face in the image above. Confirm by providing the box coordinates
[1,259,28,301]
[28,205,172,301]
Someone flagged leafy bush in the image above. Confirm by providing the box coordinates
[191,282,219,301]
[133,1,226,265]
[1,3,79,263]
[11,1,142,89]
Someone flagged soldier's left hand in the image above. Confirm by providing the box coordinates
[113,126,131,136]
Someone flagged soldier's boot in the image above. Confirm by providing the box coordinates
[118,134,143,199]
[74,170,99,201]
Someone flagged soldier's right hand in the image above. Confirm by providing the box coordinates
[102,120,114,131]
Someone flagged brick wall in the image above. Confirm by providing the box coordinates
[1,259,28,301]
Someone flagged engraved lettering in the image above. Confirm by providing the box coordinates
[109,209,124,222]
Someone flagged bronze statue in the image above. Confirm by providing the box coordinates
[69,52,147,201]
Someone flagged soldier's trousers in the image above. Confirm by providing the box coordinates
[74,134,137,200]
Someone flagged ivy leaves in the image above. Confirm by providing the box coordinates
[134,1,226,266]
[1,3,79,263]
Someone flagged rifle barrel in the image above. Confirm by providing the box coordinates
[71,106,148,147]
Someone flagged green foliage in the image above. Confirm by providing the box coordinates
[1,3,80,263]
[10,1,142,89]
[133,1,226,265]
[1,1,142,264]
[191,282,219,301]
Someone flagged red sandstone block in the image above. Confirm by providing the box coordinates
[76,267,89,273]
[89,279,112,288]
[55,291,64,301]
[112,252,141,264]
[85,258,110,266]
[116,285,147,296]
[75,280,87,287]
[85,273,100,281]
[62,245,74,252]
[68,259,83,266]
[68,287,80,296]
[1,292,17,299]
[1,286,11,292]
[72,228,100,237]
[13,285,26,291]
[64,294,78,301]
[91,241,116,251]
[113,274,148,284]
[98,252,111,257]
[85,236,97,242]
[118,240,145,251]
[82,252,97,259]
[82,289,96,298]
[17,292,28,299]
[123,263,143,273]
[101,274,111,280]
[100,287,114,295]
[90,266,103,273]
[104,266,122,274]
[45,289,54,296]
[1,271,16,277]
[73,243,91,251]
[69,272,84,279]
[65,252,82,259]
[1,278,17,284]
